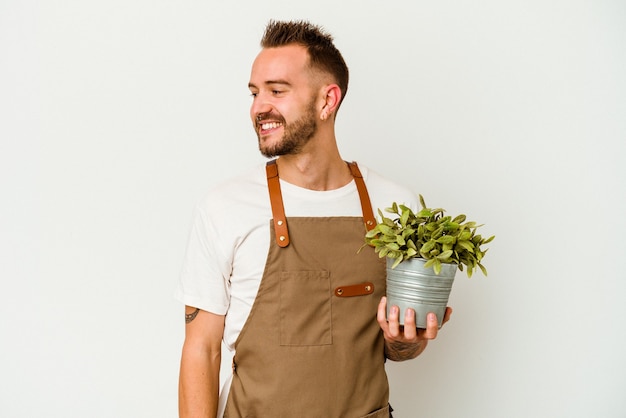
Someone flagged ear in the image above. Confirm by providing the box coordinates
[319,83,342,121]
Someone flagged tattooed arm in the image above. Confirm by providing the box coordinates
[179,306,225,418]
[384,337,428,361]
[377,297,452,361]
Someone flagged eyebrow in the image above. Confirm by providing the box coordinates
[248,80,292,89]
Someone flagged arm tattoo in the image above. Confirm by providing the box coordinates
[384,340,424,362]
[185,308,200,324]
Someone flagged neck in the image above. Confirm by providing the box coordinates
[275,150,352,191]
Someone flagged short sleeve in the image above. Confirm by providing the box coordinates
[174,202,231,315]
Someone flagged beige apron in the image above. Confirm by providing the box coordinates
[224,160,390,418]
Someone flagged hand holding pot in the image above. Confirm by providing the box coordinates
[377,296,452,361]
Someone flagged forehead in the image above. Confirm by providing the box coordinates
[249,44,311,85]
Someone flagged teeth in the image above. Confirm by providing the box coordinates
[261,122,282,130]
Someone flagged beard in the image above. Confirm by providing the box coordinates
[257,101,318,158]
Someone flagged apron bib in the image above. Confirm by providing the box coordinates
[224,161,390,418]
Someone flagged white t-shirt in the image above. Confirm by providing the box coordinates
[175,162,418,350]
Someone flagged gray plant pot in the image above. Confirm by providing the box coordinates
[386,258,457,328]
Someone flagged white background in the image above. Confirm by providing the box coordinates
[1,1,625,417]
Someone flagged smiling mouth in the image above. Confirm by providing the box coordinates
[260,122,283,130]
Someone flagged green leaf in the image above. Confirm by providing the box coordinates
[437,235,456,245]
[400,208,409,227]
[478,262,488,276]
[382,218,395,227]
[377,224,395,236]
[456,240,475,253]
[483,235,495,244]
[443,221,460,231]
[437,250,453,261]
[381,235,397,243]
[385,203,398,214]
[418,208,432,218]
[419,194,427,209]
[423,258,436,269]
[459,231,472,241]
[452,214,466,223]
[421,240,435,254]
[391,257,402,269]
[433,259,442,275]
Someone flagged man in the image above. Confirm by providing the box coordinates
[176,20,451,418]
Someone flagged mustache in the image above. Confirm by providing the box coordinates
[256,112,285,123]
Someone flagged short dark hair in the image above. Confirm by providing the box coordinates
[261,20,349,108]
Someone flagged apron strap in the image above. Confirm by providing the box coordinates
[347,161,377,231]
[266,160,290,248]
[265,160,377,248]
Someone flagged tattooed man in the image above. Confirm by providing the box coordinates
[175,20,452,418]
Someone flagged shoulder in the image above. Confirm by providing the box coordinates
[188,163,272,244]
[358,164,420,213]
[195,163,269,215]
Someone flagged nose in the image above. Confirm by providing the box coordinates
[250,97,272,122]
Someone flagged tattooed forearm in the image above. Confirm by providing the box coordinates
[384,340,427,361]
[185,308,200,324]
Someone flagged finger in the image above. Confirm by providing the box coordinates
[421,312,439,340]
[386,304,401,337]
[377,296,388,329]
[441,307,453,326]
[402,308,417,339]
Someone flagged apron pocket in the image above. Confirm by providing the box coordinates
[279,270,332,346]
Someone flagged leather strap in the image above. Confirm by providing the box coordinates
[347,161,377,231]
[265,160,377,248]
[334,282,375,297]
[266,160,290,248]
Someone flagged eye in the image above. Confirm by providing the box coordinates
[272,90,282,96]
[250,92,258,98]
